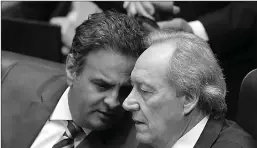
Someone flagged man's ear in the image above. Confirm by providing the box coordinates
[66,54,77,86]
[180,94,199,115]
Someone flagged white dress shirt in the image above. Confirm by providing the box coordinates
[189,20,209,41]
[171,116,209,148]
[30,87,91,148]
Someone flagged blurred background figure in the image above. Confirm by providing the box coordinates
[1,1,102,61]
[1,1,156,60]
[124,1,257,121]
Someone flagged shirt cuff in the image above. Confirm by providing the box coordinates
[189,20,209,41]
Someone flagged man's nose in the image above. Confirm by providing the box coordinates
[104,88,120,109]
[122,90,140,112]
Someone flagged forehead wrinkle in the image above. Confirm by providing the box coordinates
[132,67,163,89]
[131,67,148,83]
[86,50,134,85]
[99,67,132,86]
[83,62,121,87]
[131,45,176,89]
[86,64,114,85]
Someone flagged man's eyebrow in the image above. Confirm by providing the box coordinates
[124,78,132,85]
[131,75,154,88]
[90,78,115,86]
[91,77,133,87]
[128,76,133,83]
[130,75,137,84]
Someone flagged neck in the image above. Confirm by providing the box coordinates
[155,109,206,148]
[181,108,206,138]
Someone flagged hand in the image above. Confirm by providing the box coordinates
[50,16,75,55]
[157,18,193,33]
[50,2,103,55]
[123,1,155,20]
[123,1,180,20]
[151,2,180,14]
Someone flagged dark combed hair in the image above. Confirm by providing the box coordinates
[145,30,227,120]
[70,10,144,74]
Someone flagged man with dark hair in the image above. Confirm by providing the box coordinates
[123,31,256,148]
[2,10,144,148]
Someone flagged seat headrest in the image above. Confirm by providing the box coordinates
[1,50,65,78]
[237,69,257,140]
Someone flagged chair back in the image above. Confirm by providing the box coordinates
[237,69,257,140]
[1,17,63,62]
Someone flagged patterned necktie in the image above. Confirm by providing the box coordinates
[52,120,85,148]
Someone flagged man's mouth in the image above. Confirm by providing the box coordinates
[133,119,145,124]
[98,111,116,117]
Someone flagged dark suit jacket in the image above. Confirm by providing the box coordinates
[198,2,257,120]
[194,118,256,148]
[1,51,138,148]
[138,118,256,148]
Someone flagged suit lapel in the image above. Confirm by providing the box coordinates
[77,131,105,148]
[77,130,132,148]
[77,112,136,148]
[194,118,224,148]
[10,75,68,148]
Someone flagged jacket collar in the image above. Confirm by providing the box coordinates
[194,117,224,148]
[76,112,135,148]
[137,117,222,148]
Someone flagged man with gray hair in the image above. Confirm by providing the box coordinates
[123,31,256,148]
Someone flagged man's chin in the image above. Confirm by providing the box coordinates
[136,132,154,145]
[88,119,113,130]
[82,114,123,130]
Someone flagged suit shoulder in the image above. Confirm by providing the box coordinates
[1,62,66,101]
[213,120,256,148]
[2,61,65,84]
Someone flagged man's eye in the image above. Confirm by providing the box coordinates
[140,87,150,93]
[96,84,107,91]
[90,79,114,91]
[94,83,111,91]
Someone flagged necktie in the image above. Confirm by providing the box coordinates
[52,120,85,148]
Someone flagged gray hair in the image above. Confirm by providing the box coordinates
[144,30,227,119]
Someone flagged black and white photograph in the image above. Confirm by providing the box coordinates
[1,1,257,148]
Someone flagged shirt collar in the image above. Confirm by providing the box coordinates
[50,87,92,135]
[50,87,72,120]
[171,116,209,148]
